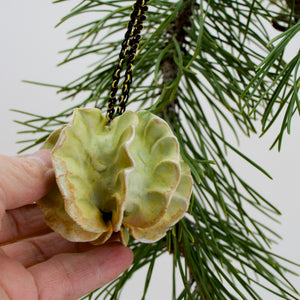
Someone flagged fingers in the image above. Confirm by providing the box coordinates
[29,242,133,300]
[0,287,9,300]
[0,243,133,300]
[1,231,94,267]
[0,150,54,211]
[0,250,38,299]
[0,204,51,244]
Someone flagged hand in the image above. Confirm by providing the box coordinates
[0,150,133,300]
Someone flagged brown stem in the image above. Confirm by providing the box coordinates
[286,0,300,16]
[158,0,196,124]
[272,0,300,32]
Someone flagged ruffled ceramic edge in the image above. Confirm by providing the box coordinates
[51,109,138,235]
[38,126,102,242]
[51,108,109,234]
[128,160,193,243]
[123,111,182,229]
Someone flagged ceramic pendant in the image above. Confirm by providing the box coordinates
[38,108,193,244]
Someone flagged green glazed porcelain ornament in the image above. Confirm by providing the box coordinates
[38,108,193,244]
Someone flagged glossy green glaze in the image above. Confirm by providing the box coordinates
[38,108,193,244]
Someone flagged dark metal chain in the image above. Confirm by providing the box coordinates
[106,0,149,122]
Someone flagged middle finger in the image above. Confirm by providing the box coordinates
[0,204,51,245]
[1,231,94,267]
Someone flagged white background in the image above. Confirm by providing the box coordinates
[0,1,299,299]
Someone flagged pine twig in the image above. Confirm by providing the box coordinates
[158,0,195,125]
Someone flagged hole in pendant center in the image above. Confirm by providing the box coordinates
[101,211,112,223]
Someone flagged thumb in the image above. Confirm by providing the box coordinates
[0,150,54,210]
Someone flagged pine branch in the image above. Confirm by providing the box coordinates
[158,0,195,124]
[13,0,300,299]
[242,20,300,150]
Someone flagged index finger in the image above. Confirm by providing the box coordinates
[0,150,54,211]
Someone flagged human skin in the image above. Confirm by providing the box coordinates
[0,150,133,300]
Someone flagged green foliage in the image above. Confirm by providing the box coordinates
[14,0,300,299]
[242,20,300,150]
